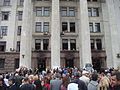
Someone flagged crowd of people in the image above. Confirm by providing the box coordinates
[0,66,120,90]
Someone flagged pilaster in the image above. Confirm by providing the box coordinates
[78,0,92,68]
[20,0,33,68]
[7,0,17,51]
[103,0,120,68]
[51,0,60,68]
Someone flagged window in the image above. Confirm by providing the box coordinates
[43,7,50,16]
[0,59,5,68]
[93,0,97,2]
[14,59,19,69]
[35,39,41,50]
[1,26,8,36]
[17,26,21,35]
[90,39,102,50]
[36,7,42,16]
[70,39,76,50]
[96,39,102,50]
[61,7,67,16]
[62,22,68,32]
[35,22,42,32]
[88,8,92,17]
[3,0,10,6]
[70,22,75,32]
[93,8,99,16]
[69,7,75,16]
[89,22,100,33]
[61,7,75,17]
[88,7,99,17]
[2,11,9,21]
[36,7,50,17]
[43,39,49,50]
[62,22,76,33]
[89,23,93,32]
[91,39,95,49]
[18,11,23,21]
[62,39,68,50]
[19,0,24,6]
[16,41,20,52]
[95,23,100,32]
[0,42,6,52]
[43,22,49,32]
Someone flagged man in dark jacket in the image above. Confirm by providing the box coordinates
[109,71,120,90]
[8,78,19,90]
[20,77,35,90]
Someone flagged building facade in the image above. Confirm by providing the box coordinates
[0,0,120,73]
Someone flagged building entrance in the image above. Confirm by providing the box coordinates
[65,59,74,68]
[38,59,46,72]
[92,58,106,72]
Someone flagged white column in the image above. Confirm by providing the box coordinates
[51,0,60,68]
[20,0,33,69]
[102,0,120,68]
[78,0,92,68]
[6,0,17,51]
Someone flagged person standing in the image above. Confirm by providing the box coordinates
[20,77,35,90]
[50,73,62,90]
[88,73,98,90]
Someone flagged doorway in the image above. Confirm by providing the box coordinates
[92,58,101,72]
[38,59,46,72]
[65,59,74,68]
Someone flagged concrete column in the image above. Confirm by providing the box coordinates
[20,0,33,68]
[102,0,120,68]
[51,0,60,68]
[6,0,17,51]
[78,0,92,68]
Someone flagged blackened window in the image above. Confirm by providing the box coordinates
[70,22,75,32]
[0,59,5,68]
[93,0,97,2]
[62,22,68,32]
[87,0,91,1]
[96,39,102,50]
[35,39,41,50]
[43,39,49,50]
[70,39,76,50]
[2,12,9,21]
[0,42,6,51]
[14,59,19,69]
[62,39,68,50]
